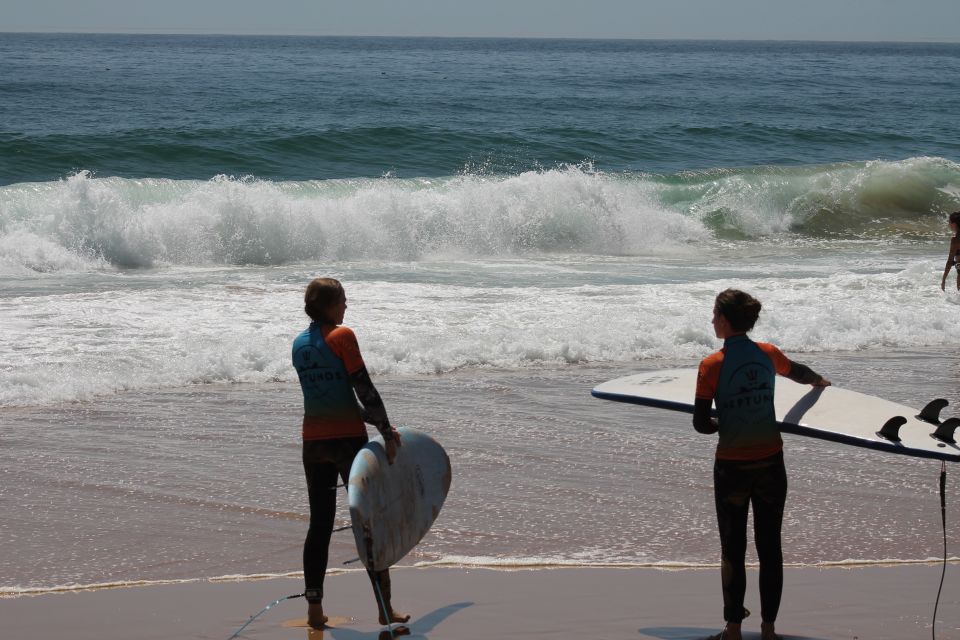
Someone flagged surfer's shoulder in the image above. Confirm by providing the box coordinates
[326,324,357,340]
[754,341,784,355]
[324,325,365,372]
[699,349,725,369]
[754,342,791,374]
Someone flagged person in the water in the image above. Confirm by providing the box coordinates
[694,289,830,640]
[940,211,960,292]
[292,277,410,630]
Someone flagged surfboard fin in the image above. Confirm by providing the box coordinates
[918,399,950,425]
[932,418,960,444]
[877,416,907,442]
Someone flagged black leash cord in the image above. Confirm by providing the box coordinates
[932,461,947,640]
[226,593,304,640]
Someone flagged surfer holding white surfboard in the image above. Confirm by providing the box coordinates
[694,289,830,640]
[292,278,410,630]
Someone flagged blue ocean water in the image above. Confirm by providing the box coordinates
[3,35,960,592]
[2,34,960,183]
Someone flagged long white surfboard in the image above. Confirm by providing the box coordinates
[593,369,960,462]
[348,427,452,572]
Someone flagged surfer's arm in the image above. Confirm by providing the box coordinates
[785,361,830,387]
[942,239,959,288]
[694,355,721,434]
[326,326,398,443]
[692,398,719,434]
[349,366,396,442]
[759,344,831,387]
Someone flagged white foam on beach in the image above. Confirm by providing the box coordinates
[1,257,958,407]
[0,570,317,598]
[415,555,960,570]
[6,556,955,598]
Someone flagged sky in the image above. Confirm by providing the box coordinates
[4,0,960,42]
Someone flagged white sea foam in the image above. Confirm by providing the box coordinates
[2,159,958,406]
[414,555,959,570]
[1,256,958,407]
[5,556,953,597]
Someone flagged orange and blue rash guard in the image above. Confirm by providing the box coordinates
[696,334,792,461]
[292,324,366,441]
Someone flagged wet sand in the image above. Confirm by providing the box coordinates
[5,351,960,592]
[3,564,959,639]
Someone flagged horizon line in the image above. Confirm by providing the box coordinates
[1,29,959,45]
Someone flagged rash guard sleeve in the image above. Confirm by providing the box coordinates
[349,367,395,441]
[785,361,825,385]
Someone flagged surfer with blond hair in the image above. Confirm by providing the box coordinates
[292,277,409,630]
[694,289,830,640]
[940,211,960,292]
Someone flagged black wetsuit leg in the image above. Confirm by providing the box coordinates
[752,454,787,624]
[302,436,368,603]
[715,459,751,624]
[714,452,787,625]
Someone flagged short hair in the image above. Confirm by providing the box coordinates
[950,211,960,226]
[714,288,762,333]
[304,278,344,323]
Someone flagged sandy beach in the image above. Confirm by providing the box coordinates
[3,564,959,639]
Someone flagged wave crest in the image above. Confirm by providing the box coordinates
[1,158,958,273]
[661,156,960,238]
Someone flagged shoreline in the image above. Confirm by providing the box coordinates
[2,565,959,639]
[7,557,960,599]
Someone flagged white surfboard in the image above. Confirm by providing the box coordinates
[347,427,452,572]
[593,369,960,462]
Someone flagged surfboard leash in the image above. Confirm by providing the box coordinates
[370,569,401,639]
[226,592,304,640]
[932,460,947,640]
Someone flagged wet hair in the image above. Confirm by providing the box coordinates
[950,211,960,227]
[714,288,762,333]
[304,278,345,323]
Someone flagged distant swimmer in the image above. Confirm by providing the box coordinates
[940,211,960,292]
[693,289,830,640]
[292,278,410,630]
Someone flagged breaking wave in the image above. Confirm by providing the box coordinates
[1,157,957,274]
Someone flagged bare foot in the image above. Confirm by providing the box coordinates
[378,609,411,625]
[706,622,742,640]
[307,603,329,629]
[761,622,782,640]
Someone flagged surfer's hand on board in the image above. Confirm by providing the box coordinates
[813,377,831,387]
[384,428,402,464]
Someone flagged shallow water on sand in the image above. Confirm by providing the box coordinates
[3,350,959,592]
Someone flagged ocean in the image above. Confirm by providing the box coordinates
[2,33,960,594]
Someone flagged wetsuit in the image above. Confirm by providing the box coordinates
[693,334,823,626]
[293,322,394,606]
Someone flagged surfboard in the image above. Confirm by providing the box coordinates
[348,427,452,572]
[592,369,960,462]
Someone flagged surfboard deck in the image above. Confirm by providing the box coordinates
[348,427,452,572]
[592,369,960,462]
